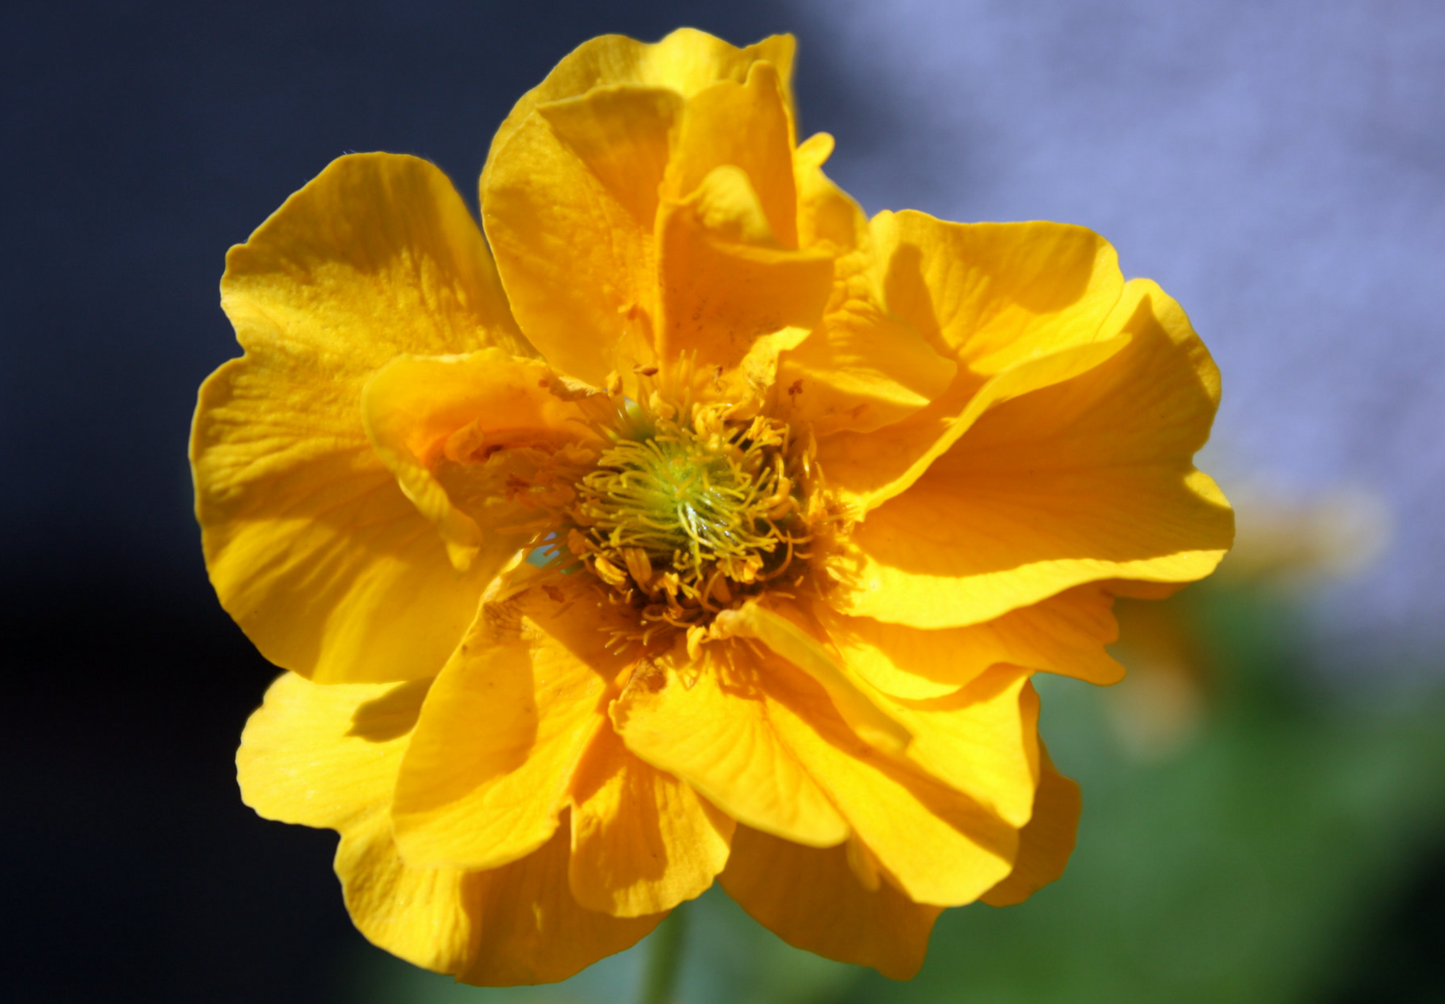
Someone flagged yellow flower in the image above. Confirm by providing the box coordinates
[192,29,1233,984]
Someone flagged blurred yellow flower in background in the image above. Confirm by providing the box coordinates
[191,28,1233,985]
[1105,485,1387,759]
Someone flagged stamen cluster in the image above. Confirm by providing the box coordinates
[563,391,811,642]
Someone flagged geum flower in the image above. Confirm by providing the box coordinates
[192,29,1233,984]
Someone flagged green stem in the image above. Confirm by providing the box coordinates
[640,904,688,1004]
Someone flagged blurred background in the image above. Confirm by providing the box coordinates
[3,1,1442,1001]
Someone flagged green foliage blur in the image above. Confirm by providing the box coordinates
[344,572,1445,1003]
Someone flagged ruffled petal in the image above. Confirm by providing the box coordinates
[817,334,1130,511]
[875,211,1126,375]
[791,132,861,257]
[336,803,485,974]
[220,153,526,364]
[655,164,833,377]
[758,655,1018,906]
[724,604,1044,827]
[775,137,958,436]
[720,825,942,980]
[194,153,527,683]
[457,817,664,986]
[483,29,795,190]
[777,303,958,438]
[667,61,797,246]
[713,601,910,754]
[237,673,479,972]
[815,211,1132,507]
[235,670,657,981]
[485,37,822,393]
[483,84,680,385]
[610,644,849,848]
[339,810,664,985]
[981,744,1081,906]
[832,279,1233,629]
[874,670,1040,828]
[360,349,588,569]
[815,584,1125,701]
[569,726,734,917]
[391,576,625,870]
[237,671,429,830]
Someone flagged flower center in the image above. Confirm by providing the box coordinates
[564,396,810,637]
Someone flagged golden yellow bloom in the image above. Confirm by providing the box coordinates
[192,29,1233,984]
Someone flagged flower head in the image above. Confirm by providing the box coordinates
[193,29,1233,983]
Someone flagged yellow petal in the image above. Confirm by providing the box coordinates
[483,29,796,190]
[336,803,485,974]
[758,656,1018,906]
[391,577,625,870]
[981,744,1082,906]
[666,60,797,246]
[819,334,1131,510]
[343,805,662,983]
[568,726,735,917]
[816,584,1125,701]
[874,669,1041,828]
[815,211,1133,507]
[655,164,834,374]
[712,601,910,754]
[610,644,849,848]
[220,152,527,365]
[875,210,1126,377]
[360,349,584,569]
[720,825,942,980]
[194,153,526,683]
[237,671,429,831]
[792,131,856,255]
[776,305,959,437]
[236,672,656,980]
[715,603,1045,824]
[483,37,820,392]
[236,672,480,972]
[717,324,815,409]
[457,815,664,986]
[776,142,959,435]
[833,279,1234,629]
[483,85,680,386]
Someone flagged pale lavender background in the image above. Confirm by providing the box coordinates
[787,0,1445,674]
